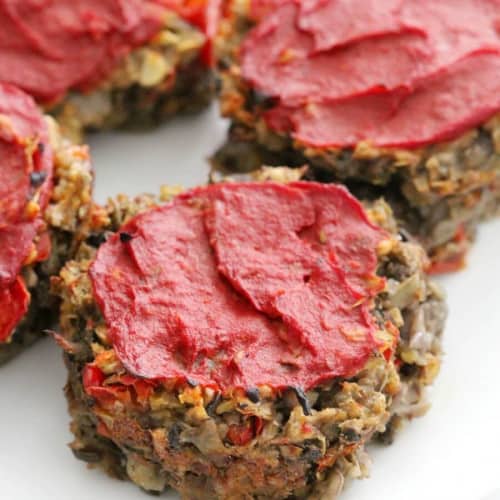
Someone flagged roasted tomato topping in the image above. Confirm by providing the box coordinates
[90,182,389,391]
[241,0,500,148]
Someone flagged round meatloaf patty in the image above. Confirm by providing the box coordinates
[0,82,93,365]
[214,0,500,273]
[53,180,446,499]
[0,0,216,143]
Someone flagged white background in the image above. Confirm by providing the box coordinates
[1,104,499,500]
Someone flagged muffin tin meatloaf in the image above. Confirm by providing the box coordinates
[214,0,500,273]
[0,83,93,364]
[0,0,217,142]
[53,180,446,499]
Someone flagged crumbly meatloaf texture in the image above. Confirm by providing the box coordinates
[214,1,500,271]
[0,118,93,365]
[52,11,215,143]
[52,184,446,499]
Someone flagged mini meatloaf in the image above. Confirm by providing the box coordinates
[0,83,93,364]
[53,181,446,499]
[0,0,216,142]
[214,0,500,273]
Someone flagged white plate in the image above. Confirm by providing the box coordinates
[1,104,499,500]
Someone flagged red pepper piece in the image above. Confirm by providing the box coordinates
[226,416,264,446]
[82,364,105,390]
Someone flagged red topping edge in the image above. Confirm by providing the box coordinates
[90,182,387,391]
[241,0,500,148]
[0,82,53,342]
[0,277,30,343]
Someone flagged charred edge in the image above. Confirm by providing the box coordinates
[245,387,260,403]
[119,232,134,243]
[205,392,222,418]
[246,88,276,110]
[214,75,223,95]
[217,57,232,71]
[168,423,182,450]
[399,363,420,379]
[398,228,412,243]
[290,387,312,416]
[340,428,361,443]
[30,171,47,187]
[86,232,108,248]
[306,461,319,485]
